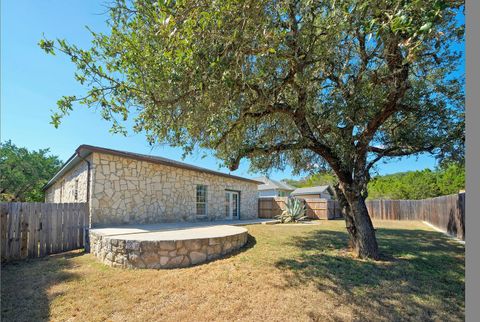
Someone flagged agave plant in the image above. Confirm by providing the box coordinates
[276,197,307,223]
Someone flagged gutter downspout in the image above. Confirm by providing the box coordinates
[76,150,91,252]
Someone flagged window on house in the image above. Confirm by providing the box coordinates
[196,185,207,216]
[74,179,79,201]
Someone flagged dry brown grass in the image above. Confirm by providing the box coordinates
[1,220,464,322]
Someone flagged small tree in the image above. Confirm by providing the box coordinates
[39,0,464,259]
[0,141,62,202]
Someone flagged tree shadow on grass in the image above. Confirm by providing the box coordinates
[275,228,465,321]
[1,251,84,322]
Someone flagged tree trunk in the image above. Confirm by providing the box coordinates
[333,184,355,249]
[348,196,379,259]
[337,183,380,260]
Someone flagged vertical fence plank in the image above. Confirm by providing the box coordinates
[15,203,23,259]
[27,203,35,258]
[58,203,64,252]
[6,203,13,260]
[78,203,84,248]
[68,203,74,250]
[70,203,75,250]
[74,203,80,248]
[76,203,83,248]
[459,193,465,240]
[38,203,45,257]
[5,203,11,260]
[73,204,78,248]
[45,203,52,255]
[26,203,33,258]
[51,203,58,253]
[61,203,67,251]
[55,203,61,252]
[0,203,7,261]
[20,203,29,259]
[10,203,20,260]
[34,203,41,258]
[64,203,71,251]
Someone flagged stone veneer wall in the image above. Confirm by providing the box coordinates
[45,155,92,203]
[90,152,258,226]
[89,229,248,269]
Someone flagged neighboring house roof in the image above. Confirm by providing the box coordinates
[43,145,262,190]
[253,176,296,191]
[291,185,333,196]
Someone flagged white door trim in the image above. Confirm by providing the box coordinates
[225,191,240,220]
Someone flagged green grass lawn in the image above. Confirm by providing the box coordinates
[1,220,464,322]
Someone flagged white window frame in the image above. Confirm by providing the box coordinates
[196,185,208,216]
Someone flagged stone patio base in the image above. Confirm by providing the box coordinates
[89,225,248,269]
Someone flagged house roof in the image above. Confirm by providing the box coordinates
[253,176,296,191]
[43,145,262,190]
[291,185,332,196]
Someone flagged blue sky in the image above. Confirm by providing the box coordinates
[1,1,461,181]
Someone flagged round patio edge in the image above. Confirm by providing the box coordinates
[89,225,249,269]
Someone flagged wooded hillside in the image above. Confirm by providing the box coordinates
[284,163,465,200]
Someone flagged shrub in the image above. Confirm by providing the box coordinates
[276,198,307,223]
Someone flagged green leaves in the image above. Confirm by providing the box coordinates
[0,141,62,202]
[367,164,464,200]
[50,113,62,128]
[419,22,433,33]
[38,0,463,187]
[38,39,55,55]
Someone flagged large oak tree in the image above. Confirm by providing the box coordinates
[40,0,464,259]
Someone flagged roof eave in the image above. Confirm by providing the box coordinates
[44,145,262,190]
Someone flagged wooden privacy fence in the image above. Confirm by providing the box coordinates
[1,202,88,262]
[258,193,465,240]
[365,193,465,240]
[258,197,342,220]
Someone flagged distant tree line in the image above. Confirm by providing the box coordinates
[284,172,338,189]
[284,163,464,200]
[0,141,62,202]
[367,163,465,200]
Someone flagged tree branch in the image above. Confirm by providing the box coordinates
[366,144,435,171]
[228,141,309,171]
[356,35,411,167]
[213,102,293,149]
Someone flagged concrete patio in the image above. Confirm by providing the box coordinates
[90,218,278,237]
[88,218,278,269]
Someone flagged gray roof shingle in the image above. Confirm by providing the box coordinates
[291,185,332,195]
[253,176,296,191]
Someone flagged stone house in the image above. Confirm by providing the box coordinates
[44,145,260,227]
